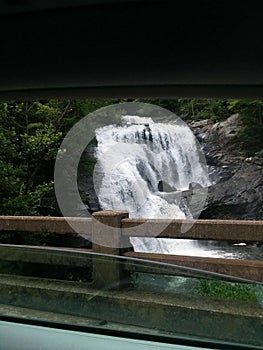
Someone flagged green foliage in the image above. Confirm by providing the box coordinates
[0,101,69,215]
[72,99,117,117]
[143,98,262,155]
[1,182,54,216]
[139,98,230,121]
[0,99,116,216]
[227,99,263,155]
[21,124,62,161]
[195,279,258,302]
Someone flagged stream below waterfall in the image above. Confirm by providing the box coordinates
[92,115,263,260]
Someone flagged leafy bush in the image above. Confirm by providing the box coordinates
[1,182,54,216]
[195,279,258,302]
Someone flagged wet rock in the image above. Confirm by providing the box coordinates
[191,114,263,220]
[188,182,203,190]
[79,174,101,214]
[191,114,243,166]
[203,163,263,220]
[158,180,177,193]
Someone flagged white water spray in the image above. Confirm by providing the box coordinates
[95,116,209,216]
[94,115,210,254]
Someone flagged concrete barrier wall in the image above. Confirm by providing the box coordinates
[0,211,263,282]
[1,214,262,241]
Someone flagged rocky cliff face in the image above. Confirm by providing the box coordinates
[191,115,263,220]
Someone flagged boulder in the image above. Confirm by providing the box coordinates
[158,180,177,193]
[202,162,263,220]
[188,182,203,190]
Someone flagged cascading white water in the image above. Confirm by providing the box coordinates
[95,115,209,216]
[94,115,213,255]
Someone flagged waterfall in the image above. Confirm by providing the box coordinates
[93,115,211,254]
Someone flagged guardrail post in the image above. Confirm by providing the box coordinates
[91,210,130,289]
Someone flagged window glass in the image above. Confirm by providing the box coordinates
[0,98,262,348]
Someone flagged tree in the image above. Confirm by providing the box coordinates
[0,101,63,215]
[0,99,118,215]
[228,100,263,155]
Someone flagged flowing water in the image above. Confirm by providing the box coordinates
[93,115,263,260]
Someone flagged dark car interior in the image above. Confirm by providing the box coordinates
[0,0,263,100]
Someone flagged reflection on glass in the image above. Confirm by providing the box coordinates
[0,246,263,348]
